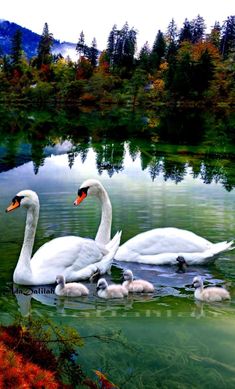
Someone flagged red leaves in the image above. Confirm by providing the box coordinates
[0,341,59,388]
[94,370,118,389]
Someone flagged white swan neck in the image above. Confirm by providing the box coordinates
[14,204,39,282]
[95,188,112,246]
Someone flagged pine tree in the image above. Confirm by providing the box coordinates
[37,23,53,68]
[151,30,166,69]
[88,38,98,67]
[138,42,151,71]
[192,15,206,43]
[208,22,221,49]
[179,19,193,43]
[167,19,178,43]
[106,22,137,75]
[11,29,23,65]
[166,19,178,61]
[220,16,235,58]
[107,25,117,67]
[76,31,86,57]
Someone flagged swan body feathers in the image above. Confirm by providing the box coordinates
[115,228,234,265]
[7,185,121,285]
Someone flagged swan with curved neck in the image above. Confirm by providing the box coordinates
[6,181,121,285]
[77,180,234,266]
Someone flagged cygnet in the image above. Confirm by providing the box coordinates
[192,276,230,302]
[55,275,89,297]
[122,269,154,293]
[97,278,128,299]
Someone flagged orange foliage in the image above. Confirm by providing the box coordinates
[97,51,110,74]
[94,370,118,389]
[0,341,59,388]
[153,79,165,92]
[76,57,93,79]
[192,41,221,62]
[178,41,221,64]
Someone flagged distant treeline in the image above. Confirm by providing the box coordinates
[0,16,234,113]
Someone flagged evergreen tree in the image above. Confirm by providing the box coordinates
[37,23,53,68]
[179,19,193,43]
[151,30,166,69]
[167,18,178,43]
[191,15,206,43]
[166,19,178,61]
[208,22,221,49]
[88,38,99,67]
[11,29,23,65]
[76,31,86,57]
[106,22,137,76]
[220,16,235,58]
[107,24,117,67]
[193,48,215,95]
[138,42,151,71]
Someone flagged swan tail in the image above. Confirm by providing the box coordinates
[105,231,122,252]
[210,240,234,255]
[68,232,122,281]
[99,231,122,274]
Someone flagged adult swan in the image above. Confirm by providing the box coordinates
[76,180,234,266]
[115,228,233,265]
[6,186,121,285]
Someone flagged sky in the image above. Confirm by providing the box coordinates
[1,0,234,51]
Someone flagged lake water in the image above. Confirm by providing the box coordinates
[0,139,235,388]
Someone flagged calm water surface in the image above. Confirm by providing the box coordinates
[1,143,235,388]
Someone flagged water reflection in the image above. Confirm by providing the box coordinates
[0,107,235,190]
[10,261,230,318]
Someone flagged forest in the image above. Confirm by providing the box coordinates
[0,15,234,107]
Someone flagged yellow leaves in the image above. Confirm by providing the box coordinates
[153,79,165,92]
[159,62,168,72]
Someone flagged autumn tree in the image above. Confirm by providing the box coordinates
[207,22,221,49]
[192,42,217,96]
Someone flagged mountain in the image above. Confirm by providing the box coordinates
[0,20,77,59]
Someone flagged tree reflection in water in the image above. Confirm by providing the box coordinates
[0,106,235,190]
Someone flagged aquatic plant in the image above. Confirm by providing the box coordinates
[0,318,102,388]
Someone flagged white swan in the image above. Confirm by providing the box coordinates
[192,276,231,302]
[55,275,89,297]
[115,228,234,265]
[6,187,121,285]
[96,278,128,299]
[76,180,234,266]
[122,269,154,293]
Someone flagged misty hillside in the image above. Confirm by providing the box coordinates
[0,20,77,59]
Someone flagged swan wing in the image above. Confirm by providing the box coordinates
[30,236,103,283]
[115,227,212,262]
